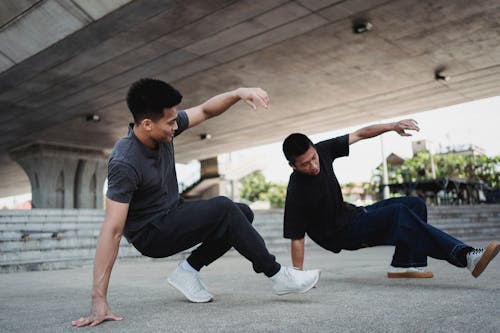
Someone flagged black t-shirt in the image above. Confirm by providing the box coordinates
[106,111,189,241]
[283,134,364,252]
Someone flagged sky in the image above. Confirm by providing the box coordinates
[1,95,499,207]
[224,95,500,185]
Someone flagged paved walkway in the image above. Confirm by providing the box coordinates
[1,244,499,333]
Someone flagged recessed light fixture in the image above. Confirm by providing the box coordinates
[435,71,450,82]
[200,133,212,140]
[86,114,101,122]
[434,66,450,82]
[352,18,373,34]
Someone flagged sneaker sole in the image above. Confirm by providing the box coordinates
[167,278,214,303]
[471,240,500,278]
[275,270,321,296]
[387,271,434,278]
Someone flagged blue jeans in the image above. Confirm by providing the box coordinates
[338,197,470,268]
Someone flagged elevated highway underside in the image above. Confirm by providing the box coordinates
[1,0,500,197]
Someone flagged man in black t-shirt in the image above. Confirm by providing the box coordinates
[282,119,499,280]
[72,79,319,328]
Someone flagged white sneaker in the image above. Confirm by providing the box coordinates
[167,265,214,303]
[466,241,500,278]
[387,266,434,278]
[270,267,320,295]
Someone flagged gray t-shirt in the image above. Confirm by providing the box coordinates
[106,111,189,241]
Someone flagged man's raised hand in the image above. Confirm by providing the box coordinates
[394,119,420,136]
[237,87,270,110]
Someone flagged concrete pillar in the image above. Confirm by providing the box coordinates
[200,157,225,198]
[74,158,107,208]
[200,157,219,179]
[9,143,107,208]
[183,157,225,200]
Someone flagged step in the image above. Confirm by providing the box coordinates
[0,214,104,223]
[0,246,233,274]
[0,244,142,263]
[0,257,97,273]
[0,221,102,230]
[0,235,132,252]
[0,228,100,241]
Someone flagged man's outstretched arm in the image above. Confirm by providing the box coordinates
[291,238,305,270]
[348,119,420,145]
[72,199,128,328]
[184,87,269,128]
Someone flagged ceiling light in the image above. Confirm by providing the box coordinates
[435,71,450,82]
[86,114,101,122]
[353,21,373,34]
[200,133,212,140]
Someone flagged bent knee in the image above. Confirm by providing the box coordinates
[407,196,426,207]
[211,196,234,208]
[210,196,248,215]
[236,203,254,223]
[405,196,428,217]
[393,203,411,215]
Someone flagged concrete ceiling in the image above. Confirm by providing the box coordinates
[1,0,500,197]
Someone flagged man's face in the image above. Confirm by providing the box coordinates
[149,107,179,144]
[291,145,320,176]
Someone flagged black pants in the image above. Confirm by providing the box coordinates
[132,196,281,277]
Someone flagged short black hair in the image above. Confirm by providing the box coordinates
[126,78,182,124]
[282,133,314,163]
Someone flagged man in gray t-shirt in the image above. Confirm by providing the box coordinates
[106,111,189,241]
[73,78,320,328]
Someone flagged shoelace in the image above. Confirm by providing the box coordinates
[469,248,484,256]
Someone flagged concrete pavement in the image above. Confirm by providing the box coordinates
[1,244,499,333]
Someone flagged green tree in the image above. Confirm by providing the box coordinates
[372,152,500,189]
[239,171,288,208]
[240,171,269,202]
[259,183,287,208]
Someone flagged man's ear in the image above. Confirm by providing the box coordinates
[289,161,296,170]
[140,119,153,131]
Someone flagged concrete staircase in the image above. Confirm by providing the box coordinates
[0,210,141,273]
[427,205,500,241]
[1,204,500,273]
